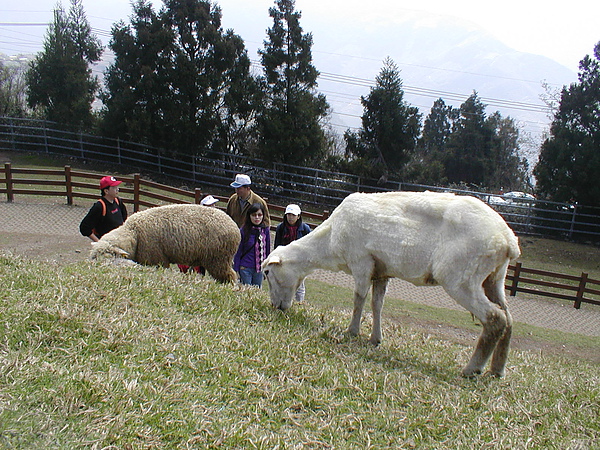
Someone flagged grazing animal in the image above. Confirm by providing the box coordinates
[91,204,240,283]
[262,191,520,377]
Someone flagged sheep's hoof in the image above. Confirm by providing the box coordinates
[485,369,505,378]
[346,327,360,337]
[461,367,482,378]
[369,336,381,347]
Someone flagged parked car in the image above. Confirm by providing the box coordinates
[503,191,536,201]
[487,191,536,207]
[488,195,510,205]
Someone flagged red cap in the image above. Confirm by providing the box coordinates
[99,176,122,189]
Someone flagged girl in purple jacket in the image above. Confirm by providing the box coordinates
[233,203,271,287]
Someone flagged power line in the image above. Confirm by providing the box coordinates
[0,23,48,26]
[248,60,551,115]
[0,20,554,135]
[318,70,550,113]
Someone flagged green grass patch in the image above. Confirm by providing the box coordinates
[519,236,600,279]
[1,255,598,449]
[305,279,600,357]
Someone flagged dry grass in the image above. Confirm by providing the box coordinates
[1,254,598,449]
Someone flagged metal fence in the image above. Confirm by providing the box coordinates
[1,163,598,309]
[1,115,600,243]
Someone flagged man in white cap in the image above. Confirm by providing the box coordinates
[226,174,270,228]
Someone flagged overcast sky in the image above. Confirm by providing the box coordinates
[1,0,597,147]
[1,0,598,72]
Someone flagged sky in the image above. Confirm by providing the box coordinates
[1,0,598,150]
[1,0,598,72]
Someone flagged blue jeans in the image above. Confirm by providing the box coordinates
[295,279,306,302]
[239,267,263,287]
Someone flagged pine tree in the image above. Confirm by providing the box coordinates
[344,57,421,179]
[433,92,527,190]
[487,112,528,191]
[101,0,172,144]
[256,0,330,165]
[101,0,258,155]
[26,0,102,128]
[420,98,455,156]
[0,61,28,117]
[534,42,600,206]
[404,98,455,185]
[444,92,493,186]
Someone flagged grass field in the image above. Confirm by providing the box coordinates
[0,255,599,449]
[1,150,599,448]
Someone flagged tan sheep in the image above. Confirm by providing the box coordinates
[90,204,240,283]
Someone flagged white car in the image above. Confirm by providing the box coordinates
[487,191,535,206]
[488,195,509,205]
[503,191,535,201]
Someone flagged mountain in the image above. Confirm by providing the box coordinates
[5,5,579,168]
[302,11,577,153]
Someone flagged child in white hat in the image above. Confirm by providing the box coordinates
[274,204,311,302]
[200,195,219,206]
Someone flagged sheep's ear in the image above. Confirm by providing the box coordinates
[268,255,282,265]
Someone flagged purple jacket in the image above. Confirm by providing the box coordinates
[233,225,271,272]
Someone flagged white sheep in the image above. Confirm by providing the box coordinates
[262,191,521,377]
[90,204,240,283]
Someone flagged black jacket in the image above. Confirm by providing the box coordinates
[79,197,128,238]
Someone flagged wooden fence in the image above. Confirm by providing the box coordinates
[3,116,600,243]
[1,163,599,310]
[507,262,600,309]
[0,163,330,231]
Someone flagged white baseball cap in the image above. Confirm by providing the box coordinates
[200,195,219,206]
[285,204,301,215]
[230,174,251,188]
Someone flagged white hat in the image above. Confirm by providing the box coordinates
[230,174,251,188]
[200,195,219,206]
[285,204,301,215]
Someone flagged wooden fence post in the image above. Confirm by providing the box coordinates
[575,272,588,309]
[65,165,73,205]
[568,204,578,240]
[5,162,13,202]
[509,262,522,296]
[133,173,141,212]
[194,188,202,204]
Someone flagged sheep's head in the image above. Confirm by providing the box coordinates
[90,240,130,261]
[262,253,301,311]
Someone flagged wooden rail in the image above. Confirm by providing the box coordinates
[507,262,600,309]
[4,116,600,242]
[1,163,598,309]
[0,163,329,230]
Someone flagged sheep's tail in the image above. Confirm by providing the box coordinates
[507,234,521,262]
[484,233,520,310]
